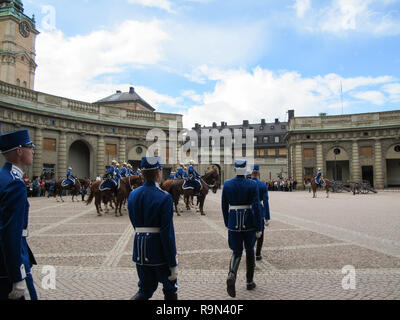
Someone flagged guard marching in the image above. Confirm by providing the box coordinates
[0,130,38,300]
[250,165,271,261]
[128,156,178,300]
[221,159,263,298]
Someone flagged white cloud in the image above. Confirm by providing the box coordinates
[292,0,311,18]
[182,66,398,128]
[351,90,386,105]
[291,0,400,36]
[35,20,169,102]
[127,0,174,13]
[382,83,400,102]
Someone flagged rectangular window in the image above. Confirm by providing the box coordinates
[278,148,287,156]
[275,136,280,143]
[361,146,373,156]
[106,144,117,155]
[263,136,269,143]
[305,167,314,177]
[303,148,315,158]
[267,148,276,156]
[256,149,265,157]
[43,138,56,151]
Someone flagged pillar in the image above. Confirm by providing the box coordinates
[57,131,67,179]
[119,137,126,165]
[374,139,384,189]
[351,140,361,181]
[97,135,105,178]
[316,142,324,172]
[294,143,303,187]
[32,127,43,178]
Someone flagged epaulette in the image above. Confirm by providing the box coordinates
[156,185,169,195]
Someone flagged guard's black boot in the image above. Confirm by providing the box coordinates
[246,252,256,290]
[227,254,241,298]
[164,293,178,300]
[256,232,264,261]
[131,293,148,300]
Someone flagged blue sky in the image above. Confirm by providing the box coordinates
[23,0,400,128]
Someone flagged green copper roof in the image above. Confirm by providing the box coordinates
[0,0,35,27]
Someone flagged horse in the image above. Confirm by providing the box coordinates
[86,180,115,216]
[114,176,144,217]
[161,168,220,216]
[303,175,313,193]
[78,178,91,190]
[304,176,331,198]
[53,178,82,202]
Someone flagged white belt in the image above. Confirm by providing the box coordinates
[230,205,251,210]
[260,201,264,206]
[22,229,29,237]
[135,227,161,233]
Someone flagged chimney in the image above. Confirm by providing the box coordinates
[275,118,279,124]
[243,120,249,126]
[288,110,295,121]
[116,90,122,94]
[221,121,225,128]
[212,122,217,128]
[129,87,135,94]
[261,119,266,125]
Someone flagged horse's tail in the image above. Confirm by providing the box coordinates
[86,189,94,205]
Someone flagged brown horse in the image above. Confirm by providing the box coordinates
[86,180,115,216]
[161,169,220,216]
[54,178,82,202]
[304,176,331,198]
[114,176,144,217]
[78,178,91,190]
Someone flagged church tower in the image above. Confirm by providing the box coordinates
[0,0,38,89]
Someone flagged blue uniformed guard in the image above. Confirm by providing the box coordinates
[315,167,325,186]
[120,162,128,178]
[175,165,188,180]
[128,156,178,300]
[0,130,38,300]
[62,167,76,187]
[183,161,202,195]
[251,165,271,261]
[222,159,263,298]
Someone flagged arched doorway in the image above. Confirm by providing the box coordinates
[68,140,90,178]
[325,146,350,182]
[386,143,400,187]
[128,145,147,171]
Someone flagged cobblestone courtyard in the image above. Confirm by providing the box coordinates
[27,190,400,300]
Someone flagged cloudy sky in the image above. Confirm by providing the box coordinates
[24,0,400,128]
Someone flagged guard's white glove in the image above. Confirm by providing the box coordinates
[256,232,262,239]
[265,219,270,227]
[8,280,27,300]
[168,266,178,281]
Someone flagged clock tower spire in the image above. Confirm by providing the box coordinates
[0,0,39,90]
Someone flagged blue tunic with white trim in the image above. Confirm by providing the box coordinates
[251,177,271,221]
[0,163,36,283]
[128,181,177,268]
[221,176,263,232]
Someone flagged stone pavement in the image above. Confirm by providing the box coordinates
[26,190,400,300]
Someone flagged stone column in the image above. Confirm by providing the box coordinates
[119,137,126,164]
[316,142,324,172]
[351,140,361,181]
[57,131,67,179]
[33,127,43,178]
[294,143,303,188]
[97,135,105,178]
[374,139,384,189]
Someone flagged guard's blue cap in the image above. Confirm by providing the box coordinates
[234,159,247,175]
[0,130,35,154]
[252,165,260,171]
[246,169,252,177]
[140,156,162,171]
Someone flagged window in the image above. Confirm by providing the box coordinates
[256,149,265,157]
[281,125,286,129]
[263,136,269,143]
[267,149,276,156]
[16,79,20,86]
[136,147,143,154]
[361,146,373,156]
[270,126,275,130]
[275,136,280,143]
[303,148,315,158]
[395,145,400,152]
[278,148,287,156]
[305,167,314,177]
[23,81,27,88]
[42,164,55,179]
[43,138,56,151]
[50,120,55,126]
[109,128,115,134]
[253,137,258,143]
[106,144,117,155]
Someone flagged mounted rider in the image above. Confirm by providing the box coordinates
[62,167,76,187]
[315,168,325,186]
[120,162,128,178]
[250,165,271,261]
[100,160,120,194]
[222,159,263,298]
[183,160,202,195]
[175,164,188,180]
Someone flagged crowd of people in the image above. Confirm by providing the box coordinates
[264,178,297,192]
[22,175,56,198]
